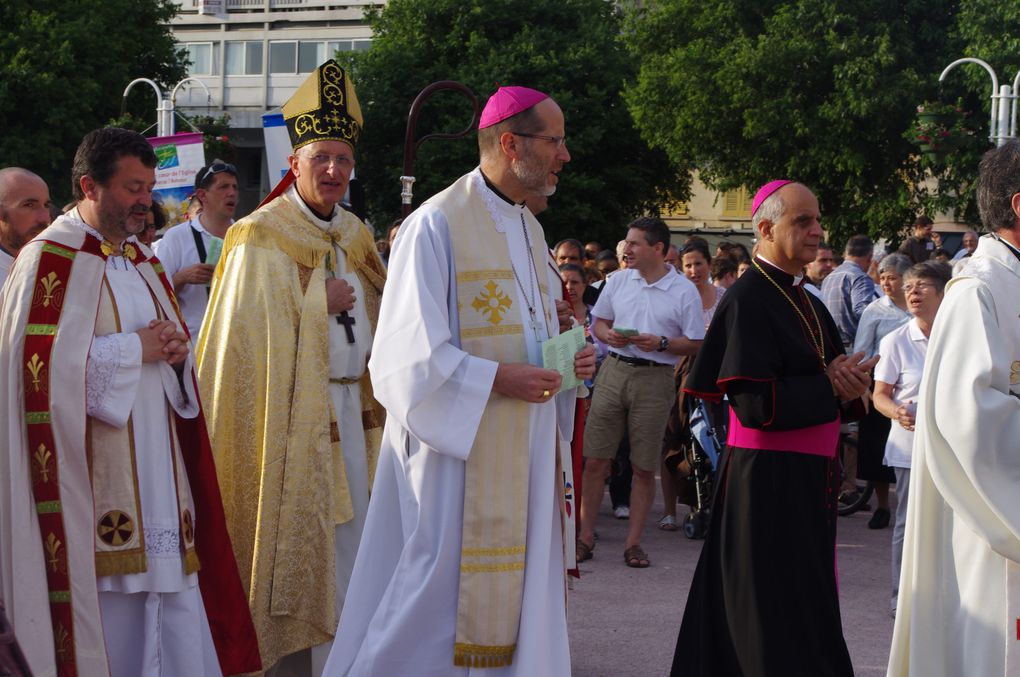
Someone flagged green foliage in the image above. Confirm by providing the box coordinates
[343,0,685,243]
[0,0,186,203]
[180,113,237,162]
[623,0,962,249]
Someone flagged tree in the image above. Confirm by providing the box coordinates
[623,0,961,248]
[341,0,684,244]
[0,0,186,204]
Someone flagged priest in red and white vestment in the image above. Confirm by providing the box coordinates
[0,128,258,676]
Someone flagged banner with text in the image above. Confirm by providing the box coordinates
[148,132,206,227]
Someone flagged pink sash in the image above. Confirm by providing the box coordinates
[727,408,840,457]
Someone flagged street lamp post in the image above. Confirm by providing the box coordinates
[122,77,213,137]
[939,58,1020,147]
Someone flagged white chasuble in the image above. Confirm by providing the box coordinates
[324,168,572,676]
[887,234,1020,677]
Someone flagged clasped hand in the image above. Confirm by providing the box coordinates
[326,278,356,314]
[826,351,880,402]
[605,330,661,352]
[137,319,189,371]
[493,344,597,403]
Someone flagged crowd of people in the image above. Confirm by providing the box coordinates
[0,60,1018,677]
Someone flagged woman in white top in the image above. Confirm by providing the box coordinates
[659,243,724,530]
[852,253,912,529]
[873,261,952,614]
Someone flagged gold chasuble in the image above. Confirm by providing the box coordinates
[196,192,385,667]
[428,173,554,668]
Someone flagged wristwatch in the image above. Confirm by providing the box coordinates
[656,336,669,352]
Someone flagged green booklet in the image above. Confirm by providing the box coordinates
[542,326,587,394]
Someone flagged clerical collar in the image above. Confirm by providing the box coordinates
[293,186,336,222]
[755,254,803,286]
[480,169,522,206]
[994,233,1020,263]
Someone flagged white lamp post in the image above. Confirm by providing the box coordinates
[122,77,212,137]
[939,58,1020,147]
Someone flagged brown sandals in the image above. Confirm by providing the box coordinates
[576,539,595,563]
[623,545,650,568]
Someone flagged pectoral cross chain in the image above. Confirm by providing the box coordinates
[336,311,356,343]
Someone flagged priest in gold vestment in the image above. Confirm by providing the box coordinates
[196,61,386,674]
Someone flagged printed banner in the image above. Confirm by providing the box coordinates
[148,132,206,227]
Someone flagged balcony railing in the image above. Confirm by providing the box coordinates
[190,0,378,9]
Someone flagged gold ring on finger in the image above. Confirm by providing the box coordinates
[542,390,551,398]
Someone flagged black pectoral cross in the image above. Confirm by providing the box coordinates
[336,311,356,344]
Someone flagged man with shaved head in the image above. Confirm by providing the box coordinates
[0,168,50,287]
[671,180,876,677]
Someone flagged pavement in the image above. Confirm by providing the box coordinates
[568,484,898,676]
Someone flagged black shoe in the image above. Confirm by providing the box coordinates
[868,507,890,529]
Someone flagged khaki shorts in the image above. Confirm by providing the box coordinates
[583,355,677,472]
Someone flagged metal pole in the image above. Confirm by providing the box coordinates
[996,84,1012,146]
[400,81,479,218]
[1011,70,1020,139]
[122,78,166,134]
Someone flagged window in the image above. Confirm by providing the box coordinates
[269,41,298,74]
[327,39,372,56]
[721,188,751,217]
[186,43,214,76]
[298,42,325,73]
[225,41,263,76]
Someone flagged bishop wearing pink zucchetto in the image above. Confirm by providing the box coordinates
[669,180,878,677]
[323,86,595,676]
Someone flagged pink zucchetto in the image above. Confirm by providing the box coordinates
[478,86,549,129]
[751,180,794,217]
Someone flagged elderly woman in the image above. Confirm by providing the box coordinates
[873,261,951,615]
[852,253,912,528]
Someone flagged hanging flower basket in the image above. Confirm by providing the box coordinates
[905,100,978,165]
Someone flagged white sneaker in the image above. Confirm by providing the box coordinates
[613,506,630,519]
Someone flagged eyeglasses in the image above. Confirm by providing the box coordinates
[300,153,355,169]
[903,281,938,293]
[511,132,567,149]
[195,162,237,189]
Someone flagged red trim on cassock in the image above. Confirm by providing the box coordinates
[680,387,724,404]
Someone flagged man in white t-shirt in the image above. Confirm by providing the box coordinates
[578,216,704,568]
[154,162,237,337]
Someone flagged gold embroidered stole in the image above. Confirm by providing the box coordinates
[90,264,199,576]
[436,173,551,668]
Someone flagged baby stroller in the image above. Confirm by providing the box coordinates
[664,396,726,540]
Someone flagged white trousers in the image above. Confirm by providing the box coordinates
[891,466,911,611]
[99,587,222,677]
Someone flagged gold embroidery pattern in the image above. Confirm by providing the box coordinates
[26,354,46,393]
[37,271,63,309]
[1011,360,1020,386]
[471,281,513,325]
[45,532,66,574]
[53,622,71,663]
[33,443,54,485]
[97,510,134,546]
[182,509,194,545]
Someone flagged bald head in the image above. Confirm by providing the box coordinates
[0,168,51,253]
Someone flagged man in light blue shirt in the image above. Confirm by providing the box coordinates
[821,234,877,348]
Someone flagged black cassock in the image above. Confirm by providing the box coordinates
[672,258,857,677]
